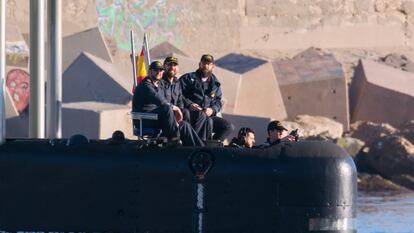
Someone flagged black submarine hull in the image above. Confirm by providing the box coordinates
[0,139,357,233]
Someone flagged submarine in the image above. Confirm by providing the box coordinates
[0,136,357,233]
[0,2,356,232]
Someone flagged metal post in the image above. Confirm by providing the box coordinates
[47,0,62,138]
[0,0,6,144]
[29,0,45,138]
[130,30,137,88]
[143,33,151,71]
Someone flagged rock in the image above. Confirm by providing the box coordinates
[304,134,334,142]
[354,146,375,173]
[354,0,374,13]
[349,121,399,145]
[363,135,414,190]
[391,174,414,190]
[402,0,414,15]
[358,173,410,192]
[282,115,343,140]
[379,53,414,72]
[374,0,387,12]
[335,136,365,159]
[400,120,414,143]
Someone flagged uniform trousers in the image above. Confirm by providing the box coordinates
[137,105,204,146]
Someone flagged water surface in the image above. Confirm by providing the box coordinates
[358,191,414,233]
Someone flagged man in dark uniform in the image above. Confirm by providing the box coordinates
[229,127,256,148]
[258,120,295,148]
[180,54,234,141]
[161,56,210,140]
[132,61,204,147]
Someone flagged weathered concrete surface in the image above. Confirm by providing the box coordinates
[216,53,287,119]
[241,0,412,51]
[62,101,134,140]
[63,27,113,71]
[63,52,132,105]
[9,0,98,37]
[350,59,414,128]
[8,0,414,57]
[273,48,349,130]
[150,42,188,59]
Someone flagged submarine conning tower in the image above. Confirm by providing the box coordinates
[0,138,357,233]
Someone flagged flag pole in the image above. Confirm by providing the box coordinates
[130,30,137,88]
[143,33,151,72]
[0,0,6,144]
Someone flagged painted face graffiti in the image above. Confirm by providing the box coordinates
[6,69,30,113]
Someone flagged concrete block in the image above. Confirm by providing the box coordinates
[63,52,132,105]
[350,59,414,128]
[216,53,287,120]
[273,48,349,130]
[149,42,188,60]
[62,102,134,140]
[63,27,113,71]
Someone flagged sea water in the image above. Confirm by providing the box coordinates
[357,191,414,233]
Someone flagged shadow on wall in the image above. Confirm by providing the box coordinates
[6,112,29,138]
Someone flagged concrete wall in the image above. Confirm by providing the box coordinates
[8,0,414,55]
[91,0,414,56]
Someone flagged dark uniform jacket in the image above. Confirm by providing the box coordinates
[161,75,188,110]
[229,137,244,148]
[256,138,282,148]
[179,69,222,116]
[132,77,170,113]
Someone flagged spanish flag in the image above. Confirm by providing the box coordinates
[136,47,147,86]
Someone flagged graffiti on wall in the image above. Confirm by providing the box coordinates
[96,0,183,51]
[6,69,30,113]
[6,41,29,68]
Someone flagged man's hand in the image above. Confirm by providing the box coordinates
[172,105,183,123]
[282,135,296,142]
[189,103,202,111]
[203,107,214,117]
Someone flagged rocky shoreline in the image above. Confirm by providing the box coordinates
[283,116,414,192]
